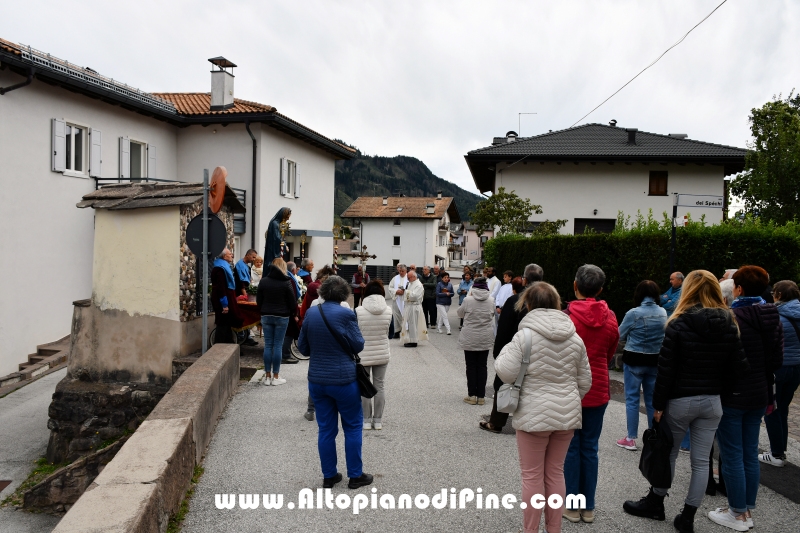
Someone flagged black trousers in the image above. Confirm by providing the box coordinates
[488,373,510,429]
[464,350,489,398]
[423,299,437,326]
[353,292,362,308]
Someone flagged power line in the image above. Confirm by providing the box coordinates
[570,0,729,127]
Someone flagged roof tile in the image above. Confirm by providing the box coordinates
[341,196,456,220]
[152,92,275,115]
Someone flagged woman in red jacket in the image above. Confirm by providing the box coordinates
[562,265,620,524]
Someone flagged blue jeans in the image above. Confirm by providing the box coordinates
[717,406,766,512]
[681,428,691,450]
[565,403,607,510]
[261,315,289,374]
[623,364,657,439]
[308,381,363,479]
[765,365,800,457]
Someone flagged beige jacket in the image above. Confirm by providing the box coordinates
[457,288,496,351]
[495,309,592,433]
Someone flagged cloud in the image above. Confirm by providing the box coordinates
[3,0,797,193]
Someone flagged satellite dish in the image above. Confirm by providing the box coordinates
[186,214,227,257]
[209,166,227,213]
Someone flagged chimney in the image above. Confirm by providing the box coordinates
[505,131,518,143]
[437,191,442,200]
[208,57,236,111]
[426,203,435,214]
[626,128,638,145]
[609,119,618,127]
[382,196,388,205]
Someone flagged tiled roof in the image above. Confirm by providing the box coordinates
[0,37,20,55]
[77,182,245,212]
[468,123,746,158]
[341,196,459,222]
[152,92,275,115]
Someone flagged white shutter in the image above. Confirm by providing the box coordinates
[52,119,66,172]
[280,157,287,195]
[294,162,301,198]
[89,129,102,177]
[119,137,130,178]
[147,145,157,179]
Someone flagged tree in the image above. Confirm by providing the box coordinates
[731,93,800,224]
[469,187,566,237]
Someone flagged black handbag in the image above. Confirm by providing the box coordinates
[639,419,674,489]
[317,305,378,399]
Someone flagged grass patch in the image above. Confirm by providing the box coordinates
[166,464,205,533]
[1,457,70,508]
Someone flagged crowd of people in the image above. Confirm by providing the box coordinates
[208,250,798,533]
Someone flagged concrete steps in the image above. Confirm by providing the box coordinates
[0,335,70,396]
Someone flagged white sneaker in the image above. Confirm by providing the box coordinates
[758,452,785,467]
[437,328,442,333]
[745,510,753,529]
[708,508,749,532]
[262,376,272,386]
[373,422,382,430]
[363,421,373,430]
[271,377,287,386]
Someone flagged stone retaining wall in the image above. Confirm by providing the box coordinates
[52,344,239,533]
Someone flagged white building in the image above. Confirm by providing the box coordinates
[0,38,354,376]
[464,124,747,234]
[341,196,460,270]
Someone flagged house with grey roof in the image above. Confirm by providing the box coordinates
[464,123,747,234]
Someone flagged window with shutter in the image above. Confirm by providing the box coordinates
[90,129,102,177]
[52,119,66,172]
[119,137,130,178]
[294,162,300,198]
[649,171,668,196]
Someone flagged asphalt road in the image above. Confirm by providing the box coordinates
[0,368,65,532]
[182,304,800,533]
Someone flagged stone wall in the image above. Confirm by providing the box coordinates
[178,203,234,322]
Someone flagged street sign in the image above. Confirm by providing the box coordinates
[677,194,724,209]
[186,213,226,257]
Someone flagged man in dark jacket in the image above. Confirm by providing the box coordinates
[420,266,438,328]
[479,264,543,434]
[350,265,370,308]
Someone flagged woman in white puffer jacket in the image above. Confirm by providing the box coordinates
[495,282,592,533]
[356,280,393,430]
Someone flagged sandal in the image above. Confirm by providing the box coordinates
[479,421,501,434]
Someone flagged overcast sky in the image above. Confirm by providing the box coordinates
[3,1,798,195]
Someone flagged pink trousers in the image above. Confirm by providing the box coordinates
[517,429,574,533]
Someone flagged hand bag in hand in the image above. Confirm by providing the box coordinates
[317,304,378,399]
[639,418,674,488]
[496,328,532,414]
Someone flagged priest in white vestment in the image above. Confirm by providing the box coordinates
[388,264,408,337]
[401,270,428,347]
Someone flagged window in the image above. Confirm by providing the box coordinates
[480,236,488,248]
[130,141,146,179]
[649,171,668,196]
[393,236,400,246]
[53,119,91,175]
[439,236,446,246]
[393,259,400,267]
[280,158,301,198]
[393,218,401,226]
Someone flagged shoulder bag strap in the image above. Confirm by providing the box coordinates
[512,328,533,390]
[317,304,360,364]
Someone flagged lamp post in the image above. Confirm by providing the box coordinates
[332,223,342,273]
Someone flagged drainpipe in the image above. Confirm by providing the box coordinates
[0,66,34,95]
[245,121,257,250]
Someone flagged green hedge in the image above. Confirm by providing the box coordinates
[484,221,800,321]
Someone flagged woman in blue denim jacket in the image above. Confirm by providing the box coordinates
[615,280,667,451]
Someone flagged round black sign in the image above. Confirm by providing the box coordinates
[186,214,227,257]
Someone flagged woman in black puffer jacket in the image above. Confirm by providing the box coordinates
[707,266,783,531]
[624,270,748,533]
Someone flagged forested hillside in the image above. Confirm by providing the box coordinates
[334,143,483,223]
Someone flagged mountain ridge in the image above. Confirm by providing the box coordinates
[333,142,483,223]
